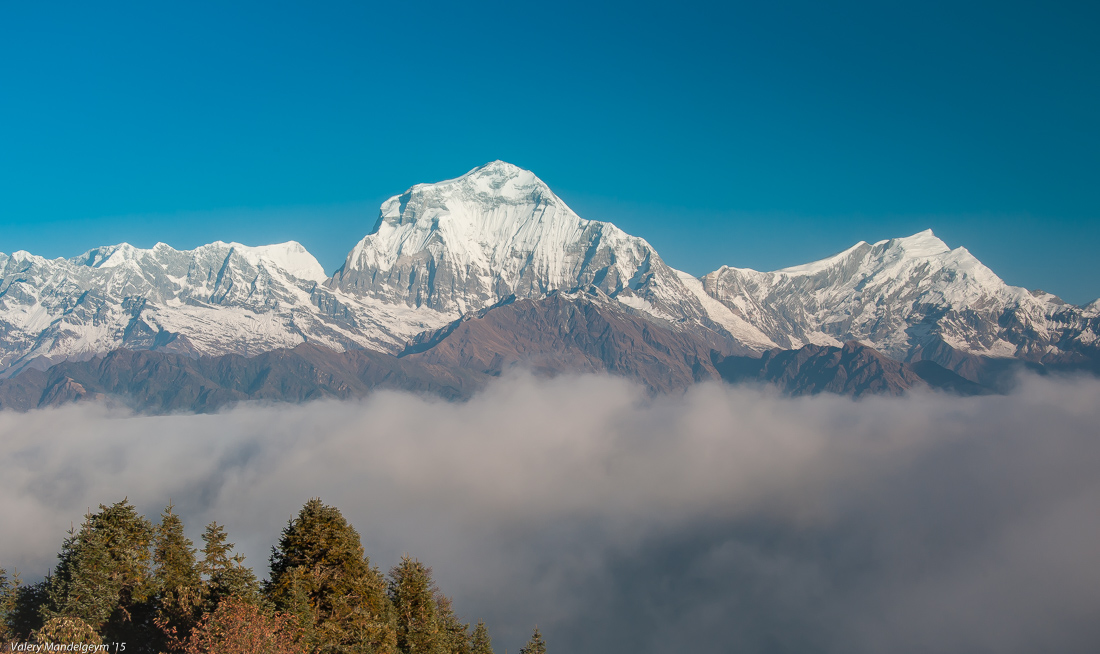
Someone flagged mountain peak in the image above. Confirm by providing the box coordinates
[468,160,527,177]
[449,160,545,199]
[233,241,327,282]
[881,229,950,257]
[80,243,138,268]
[332,161,678,316]
[70,240,326,282]
[6,250,47,263]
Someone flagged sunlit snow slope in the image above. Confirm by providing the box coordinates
[329,161,773,348]
[1,161,1097,378]
[0,241,450,375]
[702,230,1100,365]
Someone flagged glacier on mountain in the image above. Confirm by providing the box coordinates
[331,161,775,347]
[1,161,1097,379]
[702,229,1098,365]
[0,241,451,375]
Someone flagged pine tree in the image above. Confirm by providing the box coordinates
[199,522,261,609]
[468,620,493,654]
[153,503,202,652]
[387,556,445,654]
[198,522,232,578]
[434,593,471,654]
[518,627,546,654]
[42,499,157,649]
[155,503,200,592]
[6,580,47,640]
[0,567,18,642]
[267,499,396,654]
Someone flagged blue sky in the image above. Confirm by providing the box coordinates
[2,1,1098,303]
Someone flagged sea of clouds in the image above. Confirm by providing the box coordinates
[2,372,1099,653]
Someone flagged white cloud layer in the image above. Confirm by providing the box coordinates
[2,372,1100,653]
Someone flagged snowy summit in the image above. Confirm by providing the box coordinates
[0,161,1097,378]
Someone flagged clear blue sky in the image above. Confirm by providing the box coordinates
[2,1,1098,303]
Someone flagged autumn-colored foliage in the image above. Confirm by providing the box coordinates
[181,596,303,654]
[33,616,101,646]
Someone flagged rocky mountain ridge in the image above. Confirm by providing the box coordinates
[2,161,1098,401]
[0,301,984,413]
[703,230,1100,370]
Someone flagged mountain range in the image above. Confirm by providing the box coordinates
[2,161,1097,411]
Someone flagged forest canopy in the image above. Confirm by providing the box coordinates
[0,499,542,654]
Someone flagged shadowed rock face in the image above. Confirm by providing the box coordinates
[0,295,1072,413]
[0,343,487,414]
[0,292,738,412]
[400,291,735,393]
[714,341,988,397]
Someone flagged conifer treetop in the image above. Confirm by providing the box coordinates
[518,627,546,654]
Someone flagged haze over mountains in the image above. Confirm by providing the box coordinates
[1,161,1098,411]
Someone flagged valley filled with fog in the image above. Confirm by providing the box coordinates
[3,372,1099,653]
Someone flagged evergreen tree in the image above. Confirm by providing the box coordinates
[267,499,395,654]
[6,499,514,654]
[518,628,546,654]
[155,503,200,592]
[215,555,261,606]
[434,593,470,654]
[7,580,47,640]
[0,567,18,642]
[153,503,202,652]
[387,556,445,654]
[468,620,493,654]
[199,522,233,578]
[42,499,157,649]
[199,523,261,609]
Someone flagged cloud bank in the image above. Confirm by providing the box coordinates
[2,373,1099,653]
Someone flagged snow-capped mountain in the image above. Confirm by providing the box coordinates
[702,230,1100,369]
[329,160,772,349]
[1,160,1097,384]
[0,241,451,375]
[332,160,651,313]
